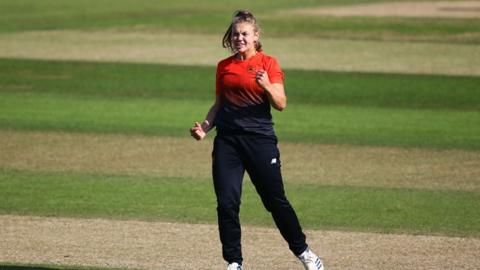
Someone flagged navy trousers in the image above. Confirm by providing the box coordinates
[212,133,307,264]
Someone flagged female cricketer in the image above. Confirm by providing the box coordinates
[190,10,324,270]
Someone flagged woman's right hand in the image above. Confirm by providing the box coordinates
[190,121,207,140]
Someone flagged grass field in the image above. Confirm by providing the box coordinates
[1,169,479,236]
[1,0,479,43]
[0,264,131,270]
[1,59,479,149]
[1,0,480,269]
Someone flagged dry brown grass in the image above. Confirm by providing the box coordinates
[291,1,480,18]
[1,130,479,191]
[0,29,479,76]
[0,130,211,179]
[2,215,479,270]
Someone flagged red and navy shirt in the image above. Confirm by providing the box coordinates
[215,51,284,136]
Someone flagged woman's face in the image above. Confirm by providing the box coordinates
[231,22,259,55]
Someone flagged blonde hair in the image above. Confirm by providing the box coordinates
[222,10,262,53]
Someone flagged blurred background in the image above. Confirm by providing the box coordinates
[1,1,479,269]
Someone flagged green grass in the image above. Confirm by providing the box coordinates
[1,92,478,149]
[0,0,479,43]
[1,169,479,237]
[2,58,479,110]
[1,59,479,149]
[277,104,480,149]
[1,0,479,244]
[263,16,480,43]
[0,92,201,137]
[0,59,216,101]
[286,69,480,110]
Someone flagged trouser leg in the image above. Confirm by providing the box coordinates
[212,135,245,264]
[243,136,308,256]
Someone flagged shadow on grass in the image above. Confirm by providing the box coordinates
[0,266,103,270]
[0,266,63,270]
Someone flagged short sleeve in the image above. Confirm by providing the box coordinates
[267,57,284,84]
[215,62,222,96]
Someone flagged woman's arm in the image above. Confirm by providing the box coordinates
[190,95,221,140]
[255,70,287,111]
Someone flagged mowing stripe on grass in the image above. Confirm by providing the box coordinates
[1,0,479,44]
[3,215,480,270]
[276,103,480,149]
[1,30,479,76]
[2,130,480,191]
[2,58,479,110]
[1,169,479,237]
[288,1,480,19]
[1,92,479,149]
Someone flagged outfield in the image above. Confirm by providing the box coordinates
[1,1,480,269]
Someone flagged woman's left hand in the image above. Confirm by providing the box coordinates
[255,69,271,90]
[255,69,287,111]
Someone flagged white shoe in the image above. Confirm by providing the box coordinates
[298,248,324,270]
[227,262,243,270]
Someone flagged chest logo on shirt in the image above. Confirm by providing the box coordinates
[247,65,256,73]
